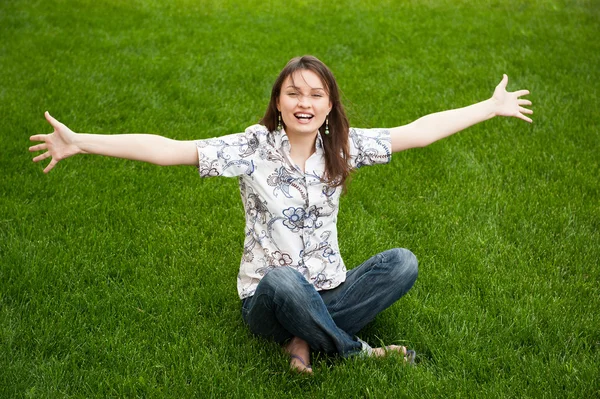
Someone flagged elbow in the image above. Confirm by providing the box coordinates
[155,154,174,166]
[154,157,179,167]
[415,138,435,148]
[406,138,433,150]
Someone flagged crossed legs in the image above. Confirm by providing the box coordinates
[241,248,418,372]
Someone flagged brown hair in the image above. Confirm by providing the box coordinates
[260,55,351,188]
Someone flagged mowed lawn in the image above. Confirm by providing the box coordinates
[1,0,598,397]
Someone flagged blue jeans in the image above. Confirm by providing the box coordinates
[241,248,418,357]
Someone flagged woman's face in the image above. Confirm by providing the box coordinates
[277,69,332,139]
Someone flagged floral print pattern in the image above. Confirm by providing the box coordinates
[196,125,391,299]
[282,207,305,231]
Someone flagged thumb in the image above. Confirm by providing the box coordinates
[44,111,61,128]
[498,74,508,89]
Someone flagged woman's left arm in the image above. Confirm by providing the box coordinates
[390,75,532,153]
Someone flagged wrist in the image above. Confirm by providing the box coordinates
[484,98,499,119]
[72,132,88,155]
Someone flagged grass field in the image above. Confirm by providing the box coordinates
[1,0,599,397]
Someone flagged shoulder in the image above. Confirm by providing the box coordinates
[349,127,392,151]
[196,124,271,148]
[349,127,391,142]
[243,124,271,141]
[348,127,392,168]
[240,124,276,148]
[245,124,270,136]
[195,125,271,177]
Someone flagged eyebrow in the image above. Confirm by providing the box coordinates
[285,85,326,91]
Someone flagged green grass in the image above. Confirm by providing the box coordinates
[1,0,599,397]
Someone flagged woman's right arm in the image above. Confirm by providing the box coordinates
[29,112,198,173]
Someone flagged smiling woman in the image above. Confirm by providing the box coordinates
[29,54,532,374]
[261,56,352,188]
[279,70,331,133]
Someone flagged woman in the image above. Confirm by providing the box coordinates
[29,55,532,374]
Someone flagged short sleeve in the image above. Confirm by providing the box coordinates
[348,127,392,169]
[196,125,267,178]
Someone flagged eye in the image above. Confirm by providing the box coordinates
[287,92,298,96]
[312,94,323,98]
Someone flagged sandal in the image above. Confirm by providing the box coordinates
[405,349,416,365]
[290,354,312,373]
[382,345,417,365]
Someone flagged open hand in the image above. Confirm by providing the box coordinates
[29,112,80,173]
[492,75,533,123]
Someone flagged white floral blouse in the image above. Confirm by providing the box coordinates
[196,125,391,299]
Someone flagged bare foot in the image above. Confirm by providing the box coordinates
[371,345,416,364]
[284,337,313,374]
[371,345,406,357]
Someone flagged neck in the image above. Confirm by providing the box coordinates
[285,130,318,171]
[287,130,317,157]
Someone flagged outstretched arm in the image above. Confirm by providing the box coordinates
[29,112,198,173]
[390,75,533,153]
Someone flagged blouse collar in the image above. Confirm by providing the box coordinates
[273,128,325,156]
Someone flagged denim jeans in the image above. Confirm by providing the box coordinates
[241,248,418,357]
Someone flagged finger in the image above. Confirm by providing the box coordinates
[518,99,532,106]
[498,74,508,89]
[519,106,533,115]
[514,89,530,97]
[30,134,49,142]
[29,143,48,152]
[33,152,51,163]
[43,159,58,174]
[44,111,62,128]
[517,113,533,123]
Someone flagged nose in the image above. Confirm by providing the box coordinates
[297,94,310,107]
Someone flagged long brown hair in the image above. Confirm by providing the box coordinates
[260,56,351,188]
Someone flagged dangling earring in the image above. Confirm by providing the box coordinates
[324,116,330,135]
[277,113,283,131]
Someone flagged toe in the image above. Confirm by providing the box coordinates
[290,358,313,374]
[385,345,407,356]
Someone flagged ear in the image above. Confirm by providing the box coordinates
[276,99,280,112]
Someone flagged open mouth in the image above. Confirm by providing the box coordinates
[294,113,314,122]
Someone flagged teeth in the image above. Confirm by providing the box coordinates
[295,113,313,119]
